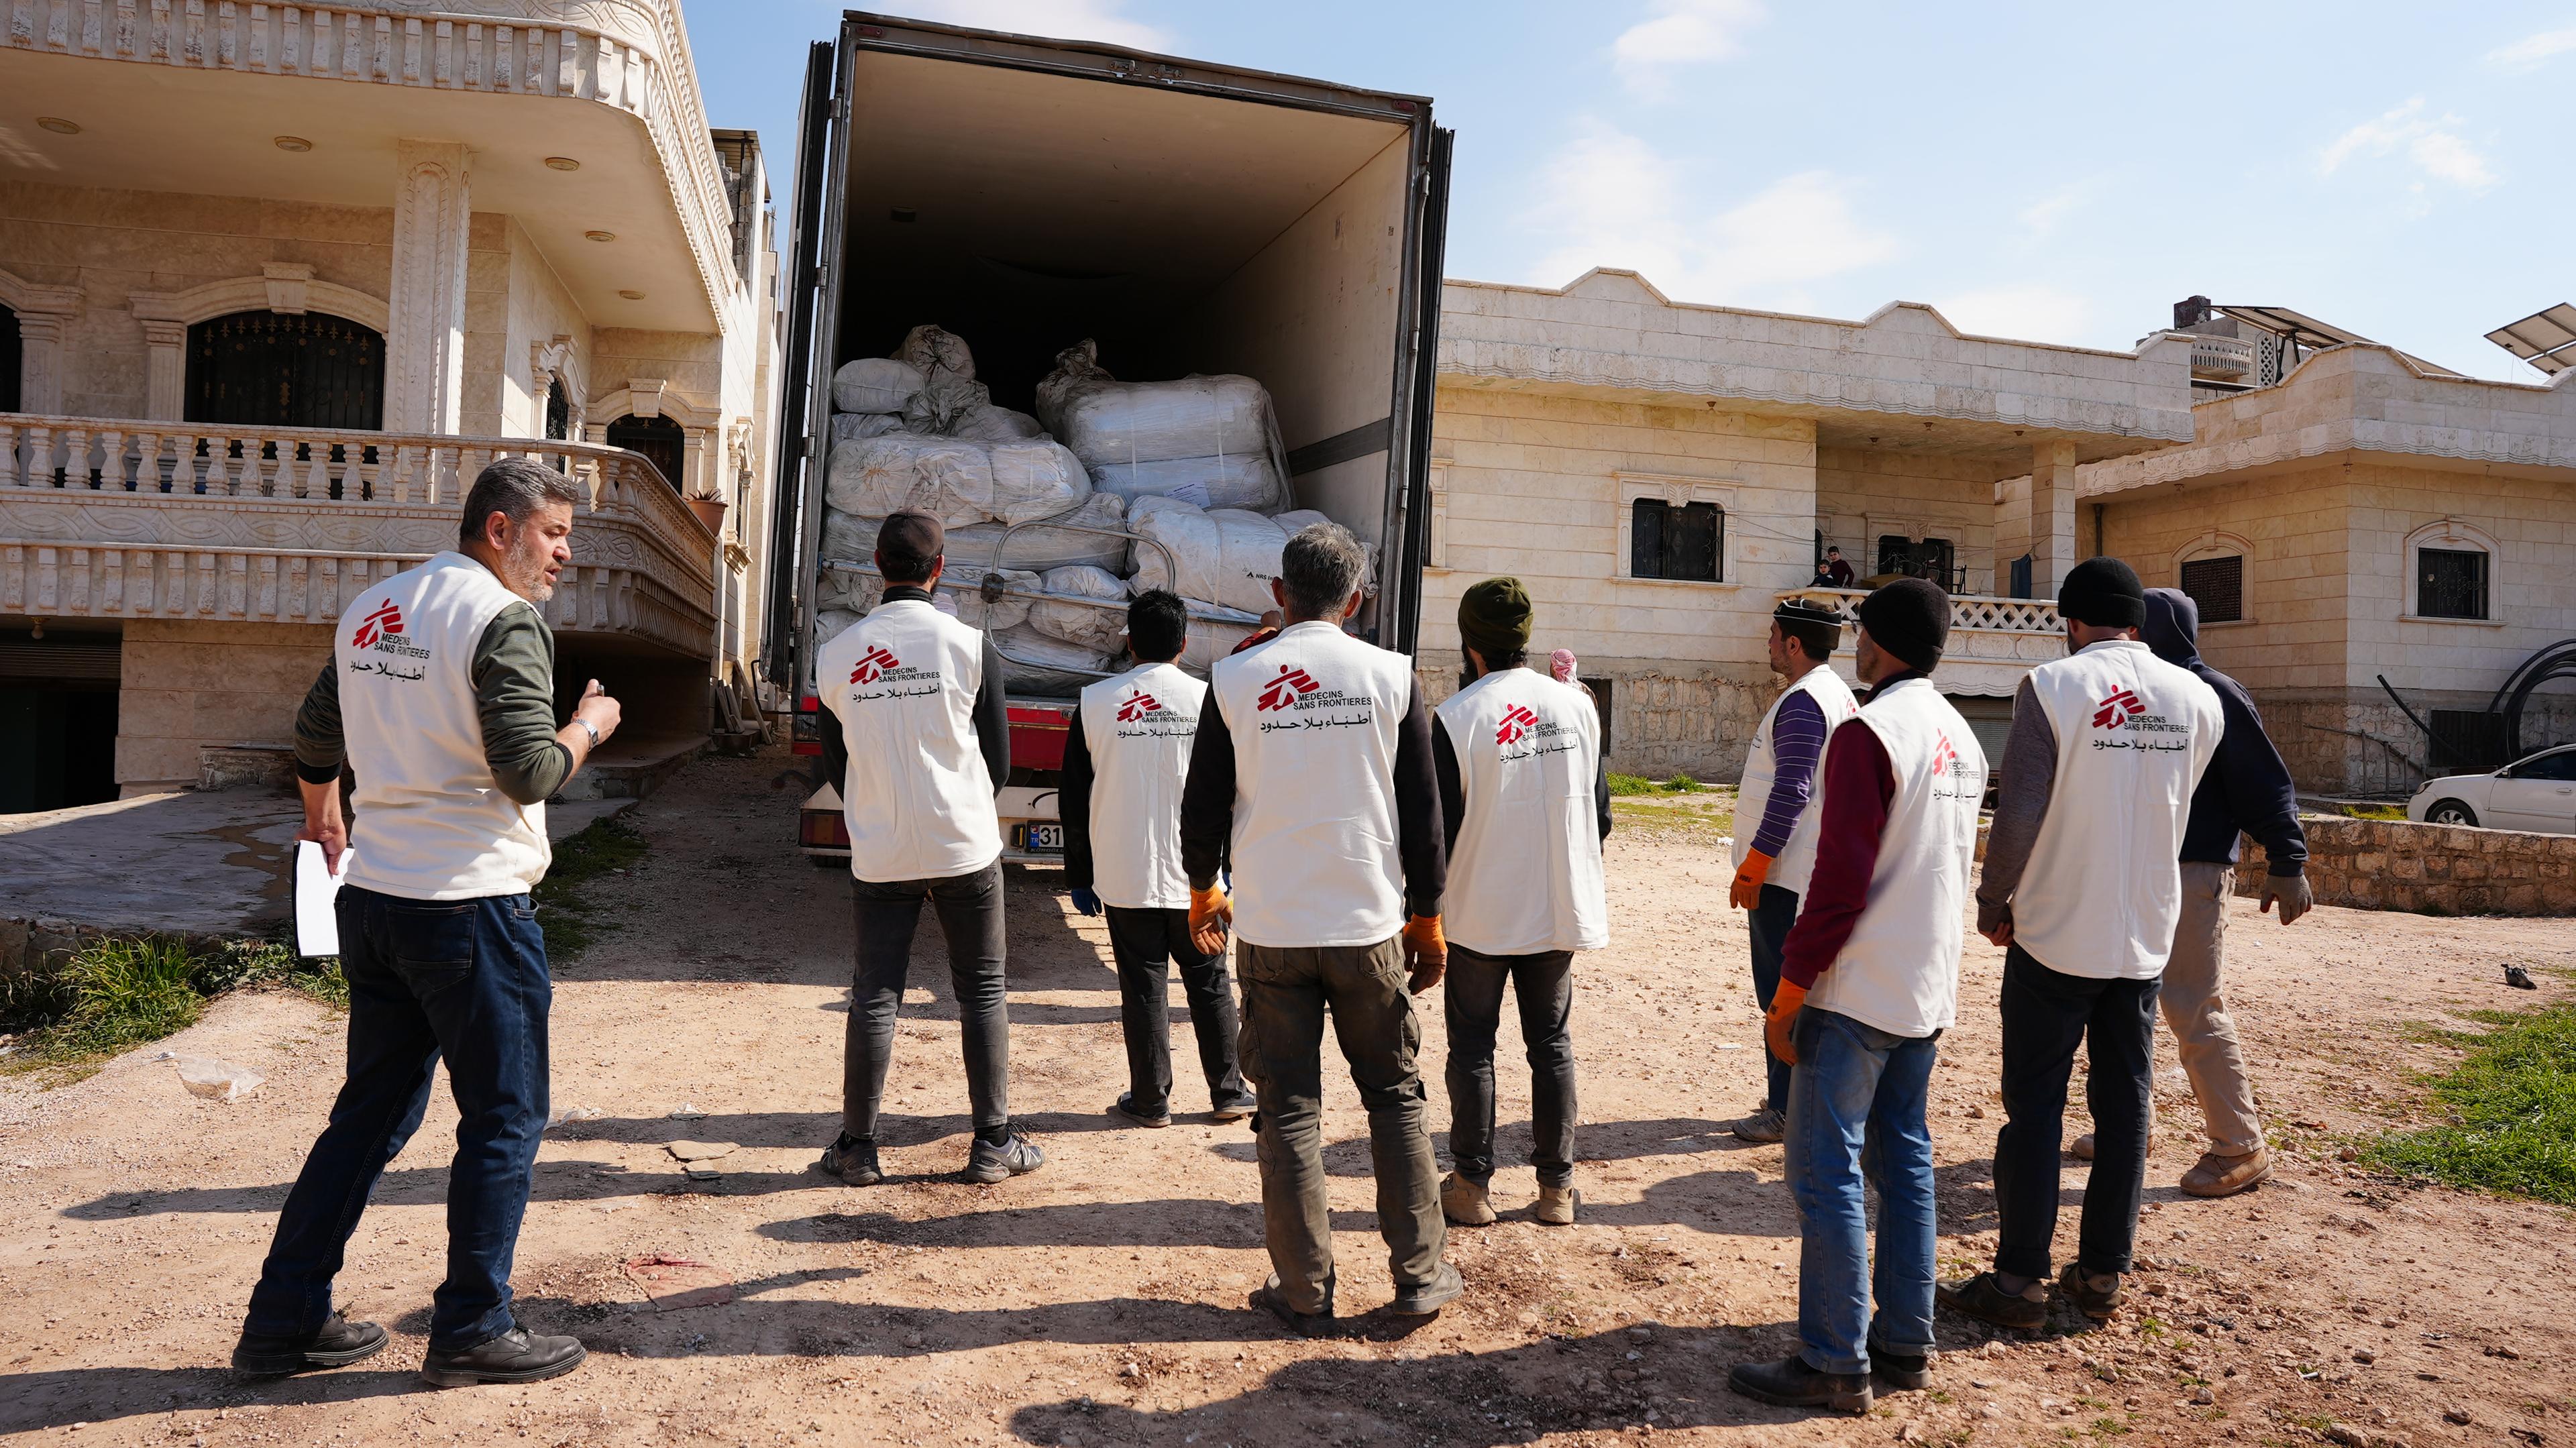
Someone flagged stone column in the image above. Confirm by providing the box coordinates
[137,320,189,421]
[7,282,82,414]
[2028,439,2079,600]
[385,141,474,435]
[680,428,706,498]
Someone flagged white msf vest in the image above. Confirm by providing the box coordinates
[1731,664,1861,896]
[1435,669,1608,956]
[1208,621,1417,948]
[1803,678,1986,1038]
[816,598,1002,882]
[1077,661,1206,910]
[2009,639,2223,980]
[337,551,549,900]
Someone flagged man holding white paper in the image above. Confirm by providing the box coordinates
[233,458,620,1389]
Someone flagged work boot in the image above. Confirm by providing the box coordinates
[1387,1262,1464,1317]
[230,1311,388,1376]
[1727,1353,1872,1414]
[1869,1341,1930,1391]
[818,1134,881,1184]
[1534,1182,1578,1226]
[964,1126,1044,1184]
[2180,1146,2273,1198]
[1728,1105,1786,1144]
[1249,1276,1336,1337]
[1208,1092,1256,1123]
[1935,1272,2047,1331]
[419,1327,586,1388]
[1110,1093,1171,1129]
[2058,1263,2124,1321]
[1440,1172,1495,1226]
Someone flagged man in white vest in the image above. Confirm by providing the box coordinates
[813,510,1040,1188]
[1179,522,1460,1333]
[1432,578,1610,1230]
[1943,557,2222,1330]
[1725,598,1860,1143]
[237,458,619,1388]
[1730,577,1986,1413]
[1059,589,1256,1129]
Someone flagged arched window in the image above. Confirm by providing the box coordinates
[605,413,684,491]
[545,384,571,442]
[184,311,382,429]
[0,303,20,414]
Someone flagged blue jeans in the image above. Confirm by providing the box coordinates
[1744,884,1799,1114]
[244,886,552,1351]
[1783,1006,1939,1376]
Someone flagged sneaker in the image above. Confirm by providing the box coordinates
[1534,1182,1577,1226]
[1727,1353,1872,1414]
[818,1135,882,1184]
[1110,1093,1171,1129]
[419,1327,586,1388]
[1209,1094,1256,1123]
[1387,1262,1464,1317]
[1440,1172,1495,1227]
[1870,1344,1930,1392]
[231,1311,388,1376]
[1728,1105,1786,1144]
[1935,1272,2047,1331]
[2180,1146,2273,1198]
[2057,1262,2123,1321]
[1249,1276,1336,1337]
[964,1127,1044,1184]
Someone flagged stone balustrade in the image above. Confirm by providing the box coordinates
[0,411,716,657]
[1774,586,2065,697]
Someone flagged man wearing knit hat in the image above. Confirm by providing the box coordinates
[1941,557,2221,1331]
[1728,577,1984,1413]
[1433,578,1611,1229]
[1725,597,1860,1144]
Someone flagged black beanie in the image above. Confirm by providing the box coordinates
[1457,576,1535,661]
[1856,577,1949,674]
[2058,555,2146,628]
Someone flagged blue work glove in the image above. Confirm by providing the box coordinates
[1070,886,1102,917]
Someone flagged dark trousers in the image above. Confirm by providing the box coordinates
[1236,938,1446,1315]
[1744,883,1800,1114]
[1442,944,1577,1188]
[845,864,1010,1141]
[244,886,551,1351]
[1106,905,1250,1116]
[1993,944,2160,1281]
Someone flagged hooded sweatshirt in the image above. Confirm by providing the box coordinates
[2141,588,2307,876]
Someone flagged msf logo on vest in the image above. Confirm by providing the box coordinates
[351,601,403,650]
[1116,691,1164,723]
[1495,704,1540,745]
[851,646,899,685]
[1255,665,1321,712]
[2088,685,2193,751]
[350,598,430,665]
[2092,688,2145,730]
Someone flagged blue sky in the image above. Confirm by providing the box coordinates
[686,1,2576,380]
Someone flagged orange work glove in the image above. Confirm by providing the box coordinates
[1765,979,1809,1066]
[1402,913,1448,995]
[1187,883,1234,956]
[1729,849,1776,910]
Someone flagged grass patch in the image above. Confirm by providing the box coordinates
[2361,999,2576,1204]
[1,929,345,1086]
[2337,802,2408,821]
[533,816,649,960]
[1607,772,1710,797]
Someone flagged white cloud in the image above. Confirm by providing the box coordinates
[899,0,1170,52]
[1931,285,2093,345]
[2015,180,2099,240]
[2486,25,2576,71]
[1612,0,1765,97]
[2319,98,2499,193]
[1522,121,1898,309]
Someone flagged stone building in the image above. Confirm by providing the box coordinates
[0,0,780,808]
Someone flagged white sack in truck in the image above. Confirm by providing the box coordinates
[1273,508,1378,594]
[1126,496,1290,617]
[1038,339,1291,508]
[892,324,975,387]
[816,559,1036,631]
[826,435,1087,528]
[1025,565,1130,655]
[994,624,1115,695]
[946,492,1128,574]
[832,357,926,415]
[1085,452,1287,514]
[816,608,865,647]
[1177,604,1263,673]
[832,411,904,445]
[898,378,992,436]
[947,402,1046,443]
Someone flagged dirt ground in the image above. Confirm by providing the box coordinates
[3,751,2573,1447]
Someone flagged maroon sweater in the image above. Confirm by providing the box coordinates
[1776,671,1921,989]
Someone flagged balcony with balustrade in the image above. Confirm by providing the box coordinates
[1772,586,2064,699]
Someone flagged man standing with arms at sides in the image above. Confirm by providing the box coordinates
[236,458,619,1387]
[1942,558,2221,1329]
[1433,579,1611,1229]
[1180,522,1460,1334]
[1728,577,1985,1414]
[1059,589,1257,1129]
[1725,599,1861,1143]
[813,510,1042,1187]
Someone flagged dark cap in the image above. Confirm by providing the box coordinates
[875,509,945,581]
[1770,596,1843,659]
[2057,555,2146,629]
[1856,577,1949,674]
[1458,575,1535,659]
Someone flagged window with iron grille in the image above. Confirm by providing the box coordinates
[1631,499,1722,581]
[2179,555,2244,623]
[1876,535,1955,586]
[0,304,20,414]
[2416,547,2487,620]
[184,311,383,429]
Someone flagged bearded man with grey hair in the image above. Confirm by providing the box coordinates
[233,456,620,1388]
[1179,521,1460,1334]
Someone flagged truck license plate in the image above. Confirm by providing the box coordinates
[1020,824,1063,852]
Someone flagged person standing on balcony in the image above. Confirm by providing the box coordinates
[1725,598,1860,1144]
[813,510,1041,1188]
[1822,546,1856,588]
[1433,579,1611,1229]
[236,457,619,1388]
[1179,521,1460,1333]
[1943,558,2222,1330]
[1060,588,1257,1130]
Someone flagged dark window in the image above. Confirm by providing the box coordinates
[2009,553,2033,598]
[545,384,570,441]
[1876,535,1955,586]
[2513,749,2576,782]
[2179,555,2244,624]
[184,311,382,429]
[606,413,685,491]
[1631,498,1721,581]
[0,303,20,414]
[2416,547,2487,620]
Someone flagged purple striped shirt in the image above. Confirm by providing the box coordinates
[1750,690,1827,858]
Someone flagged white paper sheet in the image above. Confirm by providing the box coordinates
[294,840,353,958]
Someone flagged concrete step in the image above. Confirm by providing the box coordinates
[553,734,704,803]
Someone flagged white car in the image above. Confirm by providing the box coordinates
[2406,743,2576,833]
